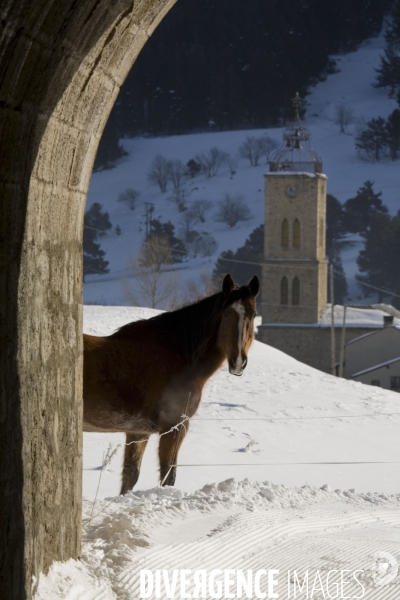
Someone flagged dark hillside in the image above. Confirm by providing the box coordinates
[95,0,390,168]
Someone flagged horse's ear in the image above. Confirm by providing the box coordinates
[247,275,260,297]
[222,273,235,297]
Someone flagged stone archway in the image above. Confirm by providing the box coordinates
[0,1,177,597]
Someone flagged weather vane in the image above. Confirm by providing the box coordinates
[292,92,302,120]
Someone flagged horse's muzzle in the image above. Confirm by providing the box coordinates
[228,355,247,376]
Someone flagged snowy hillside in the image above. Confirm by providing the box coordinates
[34,305,400,599]
[85,32,399,307]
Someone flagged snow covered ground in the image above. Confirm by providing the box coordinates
[35,305,400,599]
[84,32,399,307]
[35,30,400,600]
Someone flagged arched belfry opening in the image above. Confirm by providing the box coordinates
[0,1,177,597]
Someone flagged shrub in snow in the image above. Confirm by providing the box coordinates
[239,135,264,166]
[188,199,213,223]
[187,232,218,258]
[239,135,278,166]
[195,147,229,178]
[335,103,354,133]
[178,209,198,245]
[260,134,279,162]
[147,154,172,192]
[186,158,202,178]
[167,184,189,212]
[168,159,187,189]
[117,188,140,210]
[216,194,252,228]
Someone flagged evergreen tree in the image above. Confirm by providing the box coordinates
[355,117,388,161]
[326,194,346,254]
[374,1,400,97]
[385,0,400,51]
[148,219,187,262]
[343,181,388,235]
[83,203,112,280]
[326,194,348,303]
[93,111,128,171]
[110,0,385,137]
[386,108,400,160]
[213,225,263,303]
[356,212,400,303]
[374,47,400,97]
[328,249,348,305]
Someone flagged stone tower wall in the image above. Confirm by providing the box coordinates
[262,172,327,324]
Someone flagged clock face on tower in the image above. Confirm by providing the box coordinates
[286,185,298,198]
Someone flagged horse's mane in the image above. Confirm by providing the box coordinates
[113,285,253,361]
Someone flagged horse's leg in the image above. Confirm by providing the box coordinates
[158,422,189,487]
[120,433,150,495]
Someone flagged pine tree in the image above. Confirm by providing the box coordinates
[326,194,346,254]
[374,47,400,97]
[385,0,400,51]
[355,117,388,161]
[83,203,112,280]
[325,194,348,303]
[386,108,400,160]
[213,225,263,302]
[93,111,128,171]
[356,212,400,303]
[343,181,388,235]
[148,219,187,262]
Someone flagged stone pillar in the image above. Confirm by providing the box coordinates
[0,1,176,597]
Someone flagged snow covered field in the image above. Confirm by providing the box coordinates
[35,306,400,599]
[35,29,400,600]
[84,33,398,307]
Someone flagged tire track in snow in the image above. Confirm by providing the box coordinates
[116,506,400,599]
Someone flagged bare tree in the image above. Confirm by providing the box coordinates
[183,271,219,303]
[190,232,218,257]
[195,147,229,178]
[147,154,172,193]
[168,159,187,189]
[216,194,252,228]
[167,183,189,212]
[189,199,213,223]
[117,188,140,211]
[227,156,238,177]
[178,209,198,245]
[239,136,264,166]
[335,103,354,133]
[259,135,279,162]
[121,234,179,309]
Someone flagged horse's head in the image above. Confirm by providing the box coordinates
[217,273,260,376]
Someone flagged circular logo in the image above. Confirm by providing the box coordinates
[371,551,398,585]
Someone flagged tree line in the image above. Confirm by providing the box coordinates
[94,0,387,169]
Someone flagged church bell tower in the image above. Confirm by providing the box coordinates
[262,93,328,324]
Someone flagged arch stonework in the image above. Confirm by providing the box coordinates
[0,1,177,597]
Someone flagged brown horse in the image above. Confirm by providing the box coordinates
[83,274,259,494]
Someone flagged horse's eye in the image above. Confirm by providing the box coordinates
[223,310,228,317]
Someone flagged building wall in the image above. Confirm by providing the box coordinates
[257,325,377,374]
[346,326,400,377]
[353,359,400,390]
[262,172,327,324]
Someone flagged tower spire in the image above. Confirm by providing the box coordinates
[292,91,302,121]
[269,91,322,173]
